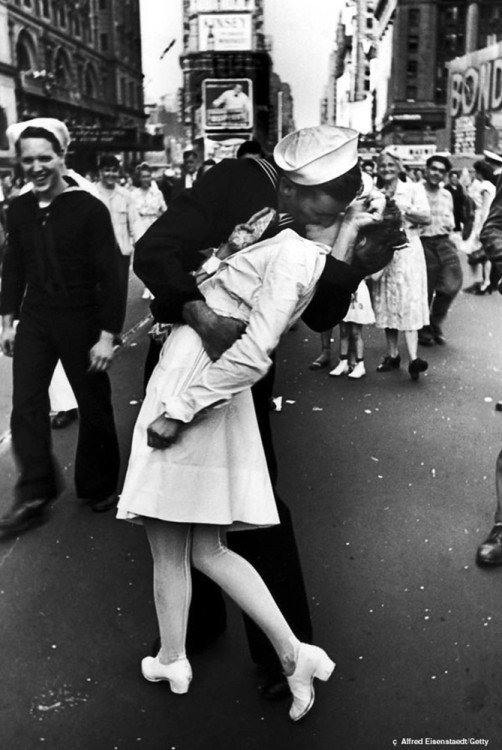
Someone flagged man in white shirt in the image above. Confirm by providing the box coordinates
[419,154,462,347]
[95,155,141,318]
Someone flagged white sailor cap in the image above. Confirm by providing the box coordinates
[274,125,359,186]
[7,117,70,152]
[483,150,502,166]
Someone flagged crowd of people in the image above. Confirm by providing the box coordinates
[309,149,500,382]
[1,116,502,726]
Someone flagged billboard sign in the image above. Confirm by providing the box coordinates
[448,43,502,119]
[198,13,253,51]
[203,78,253,130]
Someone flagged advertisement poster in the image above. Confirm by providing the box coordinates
[198,12,252,51]
[202,78,253,130]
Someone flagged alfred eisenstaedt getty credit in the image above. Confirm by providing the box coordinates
[396,740,490,747]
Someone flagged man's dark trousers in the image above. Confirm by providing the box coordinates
[144,338,313,669]
[11,305,120,505]
[421,235,463,332]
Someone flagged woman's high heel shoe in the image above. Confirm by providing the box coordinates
[141,655,192,694]
[286,643,335,722]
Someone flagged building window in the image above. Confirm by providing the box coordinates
[23,0,32,6]
[54,48,71,86]
[99,0,107,7]
[40,0,49,16]
[407,59,417,75]
[408,35,419,52]
[59,6,67,27]
[406,85,417,101]
[84,66,97,98]
[74,14,81,36]
[0,107,8,150]
[408,9,420,28]
[101,33,108,51]
[16,32,35,71]
[121,78,127,105]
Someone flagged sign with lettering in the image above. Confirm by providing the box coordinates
[388,144,438,163]
[191,0,255,13]
[448,43,502,118]
[202,78,253,130]
[198,12,252,51]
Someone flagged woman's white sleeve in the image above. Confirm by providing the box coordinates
[161,247,316,422]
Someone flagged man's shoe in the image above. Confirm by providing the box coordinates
[418,332,434,347]
[85,495,118,513]
[0,499,48,535]
[376,355,401,372]
[51,409,78,430]
[430,324,446,346]
[476,524,502,566]
[259,669,291,701]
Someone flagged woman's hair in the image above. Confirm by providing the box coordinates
[293,163,362,205]
[473,160,496,184]
[15,126,63,156]
[375,150,408,187]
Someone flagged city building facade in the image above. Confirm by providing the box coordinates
[327,0,502,163]
[180,0,294,158]
[371,0,502,157]
[0,0,153,173]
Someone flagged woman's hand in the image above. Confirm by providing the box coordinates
[147,415,182,449]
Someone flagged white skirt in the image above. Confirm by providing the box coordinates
[343,281,375,325]
[117,325,279,531]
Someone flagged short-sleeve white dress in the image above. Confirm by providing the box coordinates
[371,179,430,331]
[116,229,328,531]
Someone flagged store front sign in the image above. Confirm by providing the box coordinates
[388,144,437,163]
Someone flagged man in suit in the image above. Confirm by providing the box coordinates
[134,125,396,699]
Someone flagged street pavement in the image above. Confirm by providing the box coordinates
[1,266,502,749]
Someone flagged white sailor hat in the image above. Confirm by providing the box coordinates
[7,117,70,152]
[483,150,502,166]
[274,125,359,186]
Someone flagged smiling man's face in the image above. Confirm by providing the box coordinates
[18,137,65,200]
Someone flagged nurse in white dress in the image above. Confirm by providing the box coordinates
[117,125,368,722]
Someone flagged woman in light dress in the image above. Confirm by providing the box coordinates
[371,150,431,381]
[117,219,342,721]
[462,160,496,294]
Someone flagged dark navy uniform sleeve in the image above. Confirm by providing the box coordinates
[301,255,361,332]
[0,205,27,318]
[480,173,502,275]
[87,199,125,334]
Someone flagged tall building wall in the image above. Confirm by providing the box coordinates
[180,0,290,154]
[1,0,148,169]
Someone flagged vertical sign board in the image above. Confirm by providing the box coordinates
[198,13,253,51]
[202,78,253,131]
